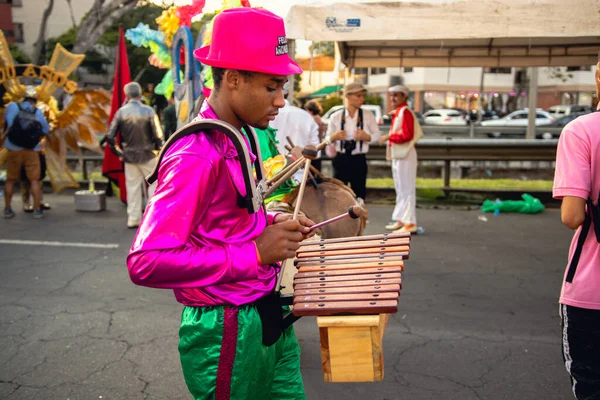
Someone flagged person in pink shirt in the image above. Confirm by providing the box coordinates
[553,61,600,400]
[127,8,313,399]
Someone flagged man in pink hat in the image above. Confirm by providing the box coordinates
[127,8,311,399]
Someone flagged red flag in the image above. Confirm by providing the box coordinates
[102,26,130,203]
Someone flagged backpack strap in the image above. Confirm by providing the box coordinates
[146,120,266,214]
[565,196,600,283]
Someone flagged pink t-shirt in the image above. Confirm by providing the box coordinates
[553,111,600,310]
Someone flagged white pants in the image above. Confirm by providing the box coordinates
[125,158,157,223]
[391,147,417,225]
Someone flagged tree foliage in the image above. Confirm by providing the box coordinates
[309,42,335,57]
[9,44,31,64]
[46,3,166,87]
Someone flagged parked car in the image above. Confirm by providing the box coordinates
[546,104,592,119]
[322,104,384,125]
[421,109,468,126]
[481,109,555,138]
[537,111,590,139]
[382,111,425,126]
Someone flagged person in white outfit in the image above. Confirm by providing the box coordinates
[106,82,161,228]
[269,84,320,183]
[379,85,421,234]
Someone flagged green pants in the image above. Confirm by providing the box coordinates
[179,304,306,400]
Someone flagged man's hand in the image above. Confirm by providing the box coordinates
[255,219,311,264]
[273,213,316,240]
[355,128,371,142]
[379,134,390,144]
[330,130,346,142]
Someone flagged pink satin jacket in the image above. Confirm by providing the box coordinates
[127,101,278,307]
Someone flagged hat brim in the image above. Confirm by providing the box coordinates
[194,45,303,76]
[345,88,367,95]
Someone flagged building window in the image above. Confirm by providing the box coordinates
[566,66,592,72]
[389,75,403,86]
[403,67,413,73]
[486,67,512,74]
[14,23,24,43]
[371,68,386,75]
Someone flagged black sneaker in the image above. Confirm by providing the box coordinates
[4,209,16,219]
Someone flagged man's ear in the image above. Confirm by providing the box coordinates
[224,70,240,91]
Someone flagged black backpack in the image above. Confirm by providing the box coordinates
[7,104,43,149]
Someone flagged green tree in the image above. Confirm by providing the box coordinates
[46,3,166,86]
[364,94,383,106]
[9,44,31,64]
[293,74,302,94]
[309,42,334,57]
[320,96,343,114]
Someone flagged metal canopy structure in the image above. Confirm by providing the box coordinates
[285,0,600,69]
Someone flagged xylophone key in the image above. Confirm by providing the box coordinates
[296,251,410,264]
[296,258,405,270]
[295,266,402,279]
[294,292,399,304]
[292,299,398,316]
[297,245,410,258]
[294,276,402,290]
[298,232,410,247]
[297,237,410,253]
[294,272,402,285]
[294,284,401,296]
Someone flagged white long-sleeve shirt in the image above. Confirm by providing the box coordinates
[326,107,381,155]
[270,100,320,182]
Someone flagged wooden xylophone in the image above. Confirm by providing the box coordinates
[291,232,411,316]
[288,231,412,382]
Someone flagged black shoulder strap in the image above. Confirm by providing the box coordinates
[358,107,364,130]
[146,120,266,214]
[565,196,600,283]
[340,108,346,131]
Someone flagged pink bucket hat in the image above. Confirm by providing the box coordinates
[194,8,302,76]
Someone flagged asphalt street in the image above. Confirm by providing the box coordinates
[0,193,574,400]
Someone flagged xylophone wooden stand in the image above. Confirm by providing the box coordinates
[318,313,390,382]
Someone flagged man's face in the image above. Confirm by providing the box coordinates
[390,92,407,108]
[231,72,286,129]
[346,91,365,109]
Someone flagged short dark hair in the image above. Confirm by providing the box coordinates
[212,67,255,91]
[304,99,323,116]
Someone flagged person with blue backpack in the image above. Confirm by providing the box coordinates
[2,86,50,219]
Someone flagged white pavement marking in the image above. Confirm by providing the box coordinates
[0,239,119,249]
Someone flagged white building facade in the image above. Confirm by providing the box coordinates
[11,0,95,58]
[362,66,597,114]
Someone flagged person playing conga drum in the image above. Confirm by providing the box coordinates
[127,8,314,399]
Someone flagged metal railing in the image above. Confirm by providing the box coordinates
[68,137,558,192]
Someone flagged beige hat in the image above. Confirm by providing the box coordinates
[389,85,409,95]
[344,81,367,95]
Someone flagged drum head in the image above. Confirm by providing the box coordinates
[290,177,367,239]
